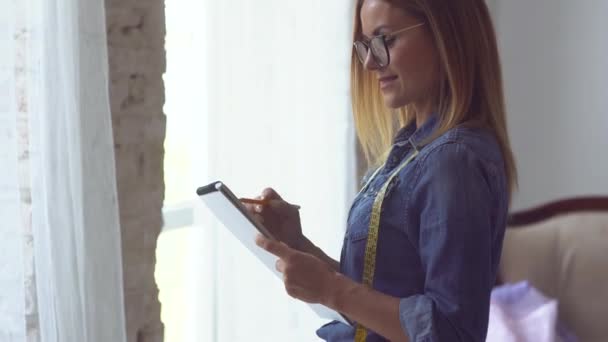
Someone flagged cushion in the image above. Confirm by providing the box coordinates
[499,213,608,342]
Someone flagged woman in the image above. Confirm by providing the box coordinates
[245,0,516,340]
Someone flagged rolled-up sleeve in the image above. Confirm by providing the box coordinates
[399,142,501,342]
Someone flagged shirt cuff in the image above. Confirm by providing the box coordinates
[399,294,436,342]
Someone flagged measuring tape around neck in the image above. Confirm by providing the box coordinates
[353,148,419,342]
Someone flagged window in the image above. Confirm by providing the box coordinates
[157,1,356,341]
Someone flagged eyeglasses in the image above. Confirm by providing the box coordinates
[353,23,425,68]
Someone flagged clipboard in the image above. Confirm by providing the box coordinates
[196,181,352,326]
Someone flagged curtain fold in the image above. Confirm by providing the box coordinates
[1,0,127,340]
[0,2,26,340]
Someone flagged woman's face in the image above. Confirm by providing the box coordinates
[360,0,440,110]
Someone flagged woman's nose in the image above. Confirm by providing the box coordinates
[363,51,379,71]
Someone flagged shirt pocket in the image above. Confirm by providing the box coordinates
[346,176,400,242]
[342,228,370,279]
[359,177,401,219]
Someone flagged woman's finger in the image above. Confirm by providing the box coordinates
[242,202,254,211]
[256,234,293,259]
[276,259,286,273]
[251,213,264,224]
[262,187,283,200]
[268,199,300,212]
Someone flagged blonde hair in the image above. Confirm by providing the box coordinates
[352,0,517,194]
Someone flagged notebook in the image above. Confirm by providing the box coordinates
[197,181,351,326]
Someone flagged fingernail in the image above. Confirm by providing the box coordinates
[255,205,262,213]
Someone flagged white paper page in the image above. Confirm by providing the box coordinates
[199,187,351,326]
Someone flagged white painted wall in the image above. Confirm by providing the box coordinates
[493,1,608,210]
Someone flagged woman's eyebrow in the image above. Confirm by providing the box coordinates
[361,25,392,39]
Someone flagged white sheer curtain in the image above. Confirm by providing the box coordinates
[0,0,126,341]
[161,0,356,341]
[0,3,26,340]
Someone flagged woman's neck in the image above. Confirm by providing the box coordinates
[415,111,433,129]
[412,101,435,128]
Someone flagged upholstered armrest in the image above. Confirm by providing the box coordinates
[499,198,608,342]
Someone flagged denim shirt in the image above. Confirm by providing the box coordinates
[316,116,509,342]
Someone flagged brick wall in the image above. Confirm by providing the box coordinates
[105,0,166,341]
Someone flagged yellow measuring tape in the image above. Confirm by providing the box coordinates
[354,149,419,342]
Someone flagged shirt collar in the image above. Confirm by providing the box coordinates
[393,113,440,149]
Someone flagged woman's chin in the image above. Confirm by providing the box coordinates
[382,93,408,109]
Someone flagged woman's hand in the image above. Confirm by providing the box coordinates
[242,188,305,250]
[255,234,337,304]
[243,187,340,272]
[257,234,410,342]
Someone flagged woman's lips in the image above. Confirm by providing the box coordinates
[379,75,398,89]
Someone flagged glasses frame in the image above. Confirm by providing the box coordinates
[353,22,425,68]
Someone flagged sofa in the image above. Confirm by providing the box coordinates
[498,197,608,342]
